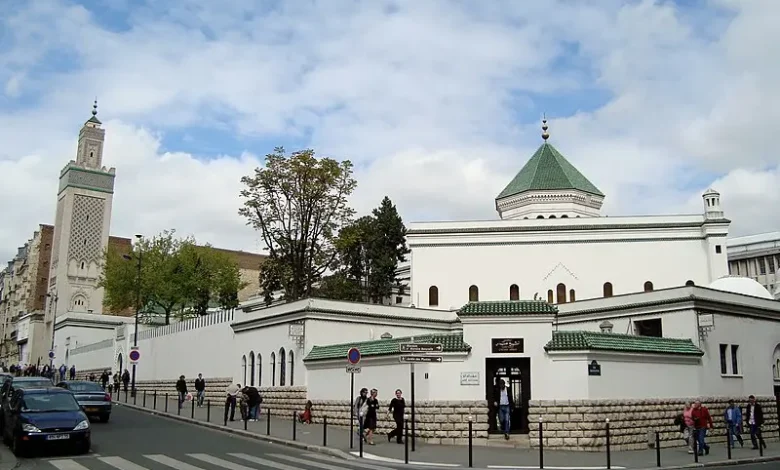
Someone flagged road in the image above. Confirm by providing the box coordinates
[12,404,405,470]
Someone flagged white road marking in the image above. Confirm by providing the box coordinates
[48,460,91,470]
[488,466,626,469]
[274,453,396,470]
[145,455,207,470]
[228,453,304,470]
[303,453,398,470]
[98,457,151,470]
[186,454,260,470]
[349,451,461,467]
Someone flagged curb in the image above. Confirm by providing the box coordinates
[114,401,355,461]
[636,454,780,469]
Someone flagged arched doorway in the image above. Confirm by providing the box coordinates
[773,344,780,398]
[117,353,123,374]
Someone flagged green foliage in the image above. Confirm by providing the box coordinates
[239,147,357,304]
[100,230,246,324]
[318,196,409,303]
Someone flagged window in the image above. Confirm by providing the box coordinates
[769,256,776,273]
[561,215,568,218]
[549,215,556,219]
[547,289,553,303]
[509,284,519,301]
[715,245,722,254]
[80,262,85,270]
[685,280,695,287]
[249,352,255,386]
[241,355,247,385]
[270,352,276,386]
[730,345,739,375]
[536,215,544,219]
[468,285,479,302]
[569,289,576,302]
[289,351,295,386]
[603,282,613,298]
[428,286,439,306]
[759,258,767,275]
[719,344,728,374]
[634,318,662,337]
[643,281,654,292]
[257,354,262,387]
[22,394,79,412]
[556,283,566,304]
[279,348,286,386]
[395,296,403,304]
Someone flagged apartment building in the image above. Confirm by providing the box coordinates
[727,231,780,299]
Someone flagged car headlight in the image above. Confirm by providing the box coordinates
[21,424,41,433]
[73,420,90,431]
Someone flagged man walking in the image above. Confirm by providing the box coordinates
[224,383,240,422]
[691,400,713,456]
[492,379,513,440]
[194,374,206,407]
[387,389,406,444]
[176,375,188,409]
[745,395,767,450]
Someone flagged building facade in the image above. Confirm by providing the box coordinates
[727,231,780,298]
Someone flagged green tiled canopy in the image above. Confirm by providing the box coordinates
[544,331,703,356]
[459,300,558,316]
[304,332,471,362]
[497,143,603,200]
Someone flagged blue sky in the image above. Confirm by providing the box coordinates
[1,0,779,262]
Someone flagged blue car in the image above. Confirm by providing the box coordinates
[2,387,90,456]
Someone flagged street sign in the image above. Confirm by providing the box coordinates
[400,356,443,363]
[400,343,443,353]
[347,347,361,365]
[48,350,55,359]
[129,347,141,364]
[346,364,362,374]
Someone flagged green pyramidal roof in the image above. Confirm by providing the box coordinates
[497,143,604,200]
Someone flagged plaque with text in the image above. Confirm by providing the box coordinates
[491,338,524,354]
[588,360,602,376]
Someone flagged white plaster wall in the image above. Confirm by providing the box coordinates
[585,355,699,399]
[232,323,299,388]
[69,342,113,371]
[54,324,116,368]
[307,357,431,401]
[559,310,699,340]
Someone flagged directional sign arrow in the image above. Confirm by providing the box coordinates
[399,343,443,353]
[399,356,443,363]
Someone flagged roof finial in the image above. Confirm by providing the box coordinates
[92,99,98,117]
[541,114,549,141]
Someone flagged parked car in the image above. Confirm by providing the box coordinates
[56,381,111,422]
[0,377,55,432]
[2,387,90,456]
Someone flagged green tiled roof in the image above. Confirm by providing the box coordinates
[497,143,604,199]
[304,332,470,362]
[544,331,704,356]
[459,300,558,316]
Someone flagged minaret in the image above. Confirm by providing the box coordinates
[702,188,724,219]
[47,102,116,317]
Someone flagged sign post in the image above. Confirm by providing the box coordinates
[129,347,141,365]
[400,341,443,452]
[347,347,361,449]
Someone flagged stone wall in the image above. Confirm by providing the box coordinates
[528,396,779,451]
[134,377,233,400]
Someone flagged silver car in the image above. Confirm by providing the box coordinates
[56,381,112,423]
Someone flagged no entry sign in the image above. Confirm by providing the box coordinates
[347,347,361,365]
[129,347,141,364]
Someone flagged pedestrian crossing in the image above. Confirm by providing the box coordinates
[45,452,410,470]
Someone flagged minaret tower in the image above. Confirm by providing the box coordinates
[48,101,116,316]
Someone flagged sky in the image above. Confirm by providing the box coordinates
[1,0,779,263]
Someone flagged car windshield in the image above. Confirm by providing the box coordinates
[67,382,104,393]
[15,379,53,389]
[22,394,80,413]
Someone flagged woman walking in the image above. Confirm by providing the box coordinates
[354,388,369,442]
[364,389,380,445]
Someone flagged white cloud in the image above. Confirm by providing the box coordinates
[1,0,779,263]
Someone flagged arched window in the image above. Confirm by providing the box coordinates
[556,283,567,304]
[549,215,557,219]
[509,284,519,301]
[289,351,295,386]
[537,215,544,219]
[547,289,553,303]
[685,280,695,287]
[569,289,576,302]
[241,355,247,385]
[279,348,286,386]
[249,352,255,386]
[644,281,654,292]
[603,282,613,298]
[270,352,276,386]
[257,354,262,387]
[428,286,439,306]
[468,285,479,302]
[561,214,569,218]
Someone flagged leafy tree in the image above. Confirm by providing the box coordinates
[239,147,357,303]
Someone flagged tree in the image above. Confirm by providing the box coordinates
[239,147,357,303]
[100,230,246,324]
[319,196,409,304]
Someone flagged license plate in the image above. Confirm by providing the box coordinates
[46,434,70,441]
[85,407,98,412]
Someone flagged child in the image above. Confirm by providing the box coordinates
[299,400,313,424]
[238,391,250,421]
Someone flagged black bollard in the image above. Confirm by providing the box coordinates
[323,416,328,446]
[133,389,137,405]
[266,408,271,435]
[468,416,473,468]
[177,396,181,415]
[165,393,169,412]
[759,435,764,457]
[605,419,611,470]
[191,396,195,418]
[244,413,248,430]
[539,417,544,469]
[125,388,128,403]
[655,431,661,467]
[404,419,409,465]
[292,411,297,440]
[207,400,211,422]
[154,390,157,410]
[359,421,364,458]
[143,390,146,407]
[693,432,698,463]
[726,426,732,460]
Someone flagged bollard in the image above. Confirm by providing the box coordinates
[143,390,146,407]
[539,417,544,469]
[207,400,211,422]
[404,419,409,465]
[266,408,271,435]
[177,396,181,415]
[244,413,248,430]
[693,432,698,463]
[165,393,169,412]
[359,421,364,458]
[759,435,764,457]
[133,389,137,405]
[323,416,328,446]
[468,416,473,468]
[125,388,128,403]
[655,431,661,467]
[726,426,732,460]
[191,396,195,418]
[605,418,611,470]
[292,411,297,440]
[154,390,157,410]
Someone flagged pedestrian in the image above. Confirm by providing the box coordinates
[691,400,712,456]
[59,364,66,382]
[194,373,206,407]
[745,395,767,450]
[122,369,130,392]
[113,372,120,393]
[724,400,744,448]
[364,389,379,445]
[100,370,110,390]
[493,379,512,440]
[224,383,240,422]
[354,388,369,442]
[387,389,405,444]
[176,375,187,409]
[69,364,76,380]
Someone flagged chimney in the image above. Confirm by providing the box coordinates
[599,321,614,333]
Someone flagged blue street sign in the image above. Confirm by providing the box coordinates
[347,347,361,365]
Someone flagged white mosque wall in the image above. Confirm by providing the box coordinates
[68,338,113,371]
[557,308,699,340]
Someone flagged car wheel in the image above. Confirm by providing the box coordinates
[11,436,26,457]
[99,414,110,423]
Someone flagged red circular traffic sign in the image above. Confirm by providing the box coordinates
[347,348,361,365]
[129,349,141,361]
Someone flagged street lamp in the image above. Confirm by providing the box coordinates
[122,234,143,397]
[46,292,58,368]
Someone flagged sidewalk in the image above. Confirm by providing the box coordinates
[117,393,780,469]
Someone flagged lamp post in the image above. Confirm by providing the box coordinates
[123,234,143,397]
[46,292,59,368]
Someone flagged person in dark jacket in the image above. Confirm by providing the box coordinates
[176,375,187,409]
[194,374,206,407]
[691,400,713,456]
[745,395,767,450]
[122,369,131,392]
[387,389,406,444]
[241,385,261,420]
[492,379,513,439]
